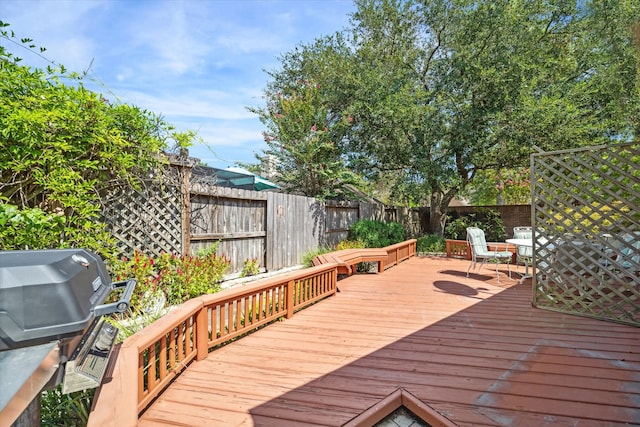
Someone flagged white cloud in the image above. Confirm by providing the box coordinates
[198,124,263,148]
[214,27,287,55]
[113,89,255,120]
[122,2,215,76]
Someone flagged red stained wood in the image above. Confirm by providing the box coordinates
[139,256,640,426]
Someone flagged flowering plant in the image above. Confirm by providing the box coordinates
[465,167,531,205]
[240,257,260,277]
[254,79,359,199]
[496,168,531,205]
[110,249,231,309]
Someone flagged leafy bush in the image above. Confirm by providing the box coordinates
[0,203,115,257]
[416,234,446,253]
[110,249,230,308]
[444,209,506,242]
[387,222,405,245]
[0,26,194,260]
[301,246,332,267]
[445,216,472,240]
[0,204,63,249]
[40,386,94,427]
[335,239,366,250]
[348,220,405,248]
[108,308,166,344]
[240,257,261,277]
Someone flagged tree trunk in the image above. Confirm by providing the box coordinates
[429,187,457,236]
[429,191,446,236]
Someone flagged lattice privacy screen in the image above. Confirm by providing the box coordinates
[101,176,183,259]
[531,142,640,327]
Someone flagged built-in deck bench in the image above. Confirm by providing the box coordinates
[312,248,389,275]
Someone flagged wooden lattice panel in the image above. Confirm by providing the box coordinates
[532,142,640,326]
[101,178,183,258]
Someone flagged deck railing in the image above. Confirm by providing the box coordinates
[89,240,416,426]
[445,239,517,263]
[384,239,417,268]
[445,239,471,259]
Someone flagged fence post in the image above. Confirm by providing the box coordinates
[179,157,192,255]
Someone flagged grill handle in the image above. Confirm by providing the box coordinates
[93,279,137,317]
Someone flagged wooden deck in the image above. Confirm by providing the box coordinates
[138,256,640,426]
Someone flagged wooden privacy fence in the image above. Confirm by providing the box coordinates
[102,157,421,274]
[531,142,640,327]
[88,239,417,426]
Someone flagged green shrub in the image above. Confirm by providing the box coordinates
[40,386,94,427]
[387,222,405,244]
[444,209,506,242]
[335,239,366,250]
[0,203,114,258]
[108,308,166,344]
[0,32,191,260]
[416,234,446,253]
[301,246,333,267]
[348,220,405,248]
[240,257,261,277]
[0,204,63,250]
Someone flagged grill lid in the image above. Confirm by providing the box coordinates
[0,249,115,350]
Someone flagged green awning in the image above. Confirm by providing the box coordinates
[193,166,280,191]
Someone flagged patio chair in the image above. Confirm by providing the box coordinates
[513,226,533,274]
[598,231,640,285]
[466,227,512,283]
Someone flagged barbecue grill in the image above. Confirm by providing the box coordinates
[0,249,136,426]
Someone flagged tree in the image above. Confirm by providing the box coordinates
[254,0,640,234]
[0,24,193,255]
[249,75,359,199]
[348,0,639,233]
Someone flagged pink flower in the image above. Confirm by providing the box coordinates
[311,124,317,132]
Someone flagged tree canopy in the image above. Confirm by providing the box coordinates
[249,78,360,198]
[253,0,640,233]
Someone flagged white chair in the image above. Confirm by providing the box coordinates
[598,231,640,285]
[466,227,512,283]
[513,226,533,275]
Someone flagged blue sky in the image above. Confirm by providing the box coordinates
[1,0,356,168]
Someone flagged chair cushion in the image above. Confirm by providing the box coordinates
[513,229,533,257]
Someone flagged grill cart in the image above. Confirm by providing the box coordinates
[0,249,136,426]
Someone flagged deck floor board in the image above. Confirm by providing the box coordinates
[139,256,640,426]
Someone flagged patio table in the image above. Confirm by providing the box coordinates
[506,238,533,284]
